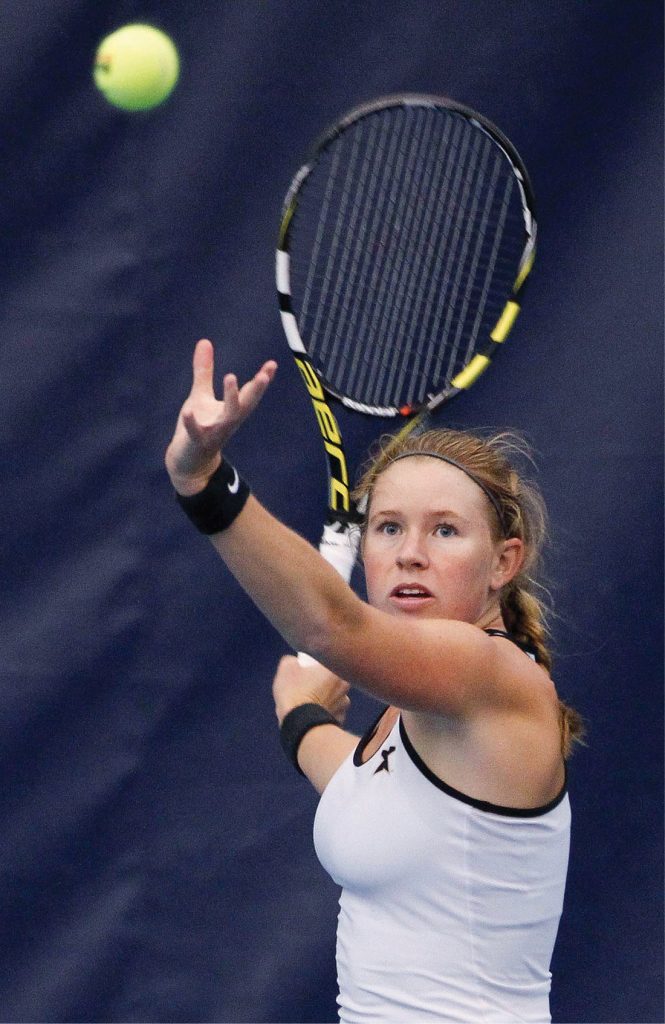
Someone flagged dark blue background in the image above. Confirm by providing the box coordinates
[0,2,662,1021]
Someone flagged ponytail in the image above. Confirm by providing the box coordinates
[501,585,552,671]
[501,584,585,759]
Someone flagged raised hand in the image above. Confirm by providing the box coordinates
[165,339,277,494]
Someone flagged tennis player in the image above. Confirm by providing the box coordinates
[166,339,582,1024]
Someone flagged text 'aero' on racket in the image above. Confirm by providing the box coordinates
[276,93,536,626]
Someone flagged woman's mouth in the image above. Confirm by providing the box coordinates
[389,584,435,610]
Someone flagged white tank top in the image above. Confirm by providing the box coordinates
[313,711,570,1024]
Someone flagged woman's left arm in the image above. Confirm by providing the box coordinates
[164,339,373,659]
[272,656,359,794]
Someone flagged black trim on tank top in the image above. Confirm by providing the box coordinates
[483,628,540,662]
[353,705,391,767]
[399,717,568,818]
[352,630,566,815]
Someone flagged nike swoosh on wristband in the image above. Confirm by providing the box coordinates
[227,467,240,494]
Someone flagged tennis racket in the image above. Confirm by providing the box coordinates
[275,94,536,661]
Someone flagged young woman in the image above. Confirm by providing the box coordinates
[166,339,582,1024]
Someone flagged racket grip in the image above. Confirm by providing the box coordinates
[296,519,361,667]
[317,519,360,584]
[296,651,319,668]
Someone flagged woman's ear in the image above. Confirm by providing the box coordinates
[490,537,524,591]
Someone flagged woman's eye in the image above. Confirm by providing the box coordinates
[378,521,400,536]
[435,523,457,538]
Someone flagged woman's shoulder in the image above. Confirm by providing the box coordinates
[400,637,564,808]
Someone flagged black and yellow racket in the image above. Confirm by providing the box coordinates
[276,93,536,610]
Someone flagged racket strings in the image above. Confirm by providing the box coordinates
[435,137,505,387]
[400,118,484,402]
[366,108,443,406]
[299,145,341,335]
[460,170,514,370]
[382,112,458,406]
[342,115,401,398]
[312,130,366,367]
[299,108,412,392]
[318,115,395,377]
[290,105,526,409]
[354,109,428,402]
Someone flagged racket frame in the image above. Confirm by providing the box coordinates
[276,92,536,540]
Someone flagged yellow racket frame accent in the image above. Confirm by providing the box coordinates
[451,245,534,390]
[490,300,521,343]
[451,354,491,390]
[514,246,536,292]
[294,356,351,512]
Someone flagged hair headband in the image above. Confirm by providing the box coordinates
[387,451,509,536]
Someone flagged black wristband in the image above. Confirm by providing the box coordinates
[175,460,250,534]
[279,703,339,775]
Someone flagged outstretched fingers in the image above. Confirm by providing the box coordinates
[181,343,277,450]
[222,372,240,417]
[236,360,278,417]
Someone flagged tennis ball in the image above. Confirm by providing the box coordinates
[93,24,179,112]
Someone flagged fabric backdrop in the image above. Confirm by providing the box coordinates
[0,2,662,1021]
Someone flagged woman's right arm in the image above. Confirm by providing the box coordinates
[165,340,553,724]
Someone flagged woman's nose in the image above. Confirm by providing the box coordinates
[395,533,429,569]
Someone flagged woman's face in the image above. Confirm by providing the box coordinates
[362,457,522,626]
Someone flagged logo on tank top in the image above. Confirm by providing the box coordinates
[373,746,396,775]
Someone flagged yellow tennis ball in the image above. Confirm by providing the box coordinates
[93,24,179,112]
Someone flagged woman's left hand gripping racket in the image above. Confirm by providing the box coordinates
[275,94,536,664]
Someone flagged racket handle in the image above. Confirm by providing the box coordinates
[296,651,319,668]
[317,519,360,583]
[296,518,360,667]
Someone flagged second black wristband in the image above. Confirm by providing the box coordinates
[279,703,339,775]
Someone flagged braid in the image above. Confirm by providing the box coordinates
[557,700,586,760]
[501,584,585,759]
[501,585,552,672]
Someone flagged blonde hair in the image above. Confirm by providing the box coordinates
[352,427,585,759]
